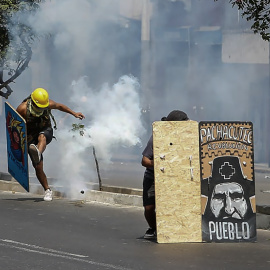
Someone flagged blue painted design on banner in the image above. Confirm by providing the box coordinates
[5,102,29,192]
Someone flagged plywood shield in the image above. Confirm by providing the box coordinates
[153,121,202,243]
[199,122,256,242]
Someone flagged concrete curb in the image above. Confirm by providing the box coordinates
[0,179,143,207]
[256,205,270,215]
[85,190,143,207]
[101,185,143,196]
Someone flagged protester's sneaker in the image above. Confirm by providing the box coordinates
[29,144,41,165]
[44,189,53,201]
[144,228,156,239]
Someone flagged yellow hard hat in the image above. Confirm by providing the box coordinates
[31,88,49,108]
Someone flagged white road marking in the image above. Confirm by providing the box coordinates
[0,239,130,270]
[1,239,88,257]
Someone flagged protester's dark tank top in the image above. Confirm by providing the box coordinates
[24,97,52,143]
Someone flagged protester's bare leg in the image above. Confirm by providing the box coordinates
[144,205,156,229]
[34,134,49,191]
[34,160,50,191]
[37,133,47,154]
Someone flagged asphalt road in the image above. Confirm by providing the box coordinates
[1,191,270,270]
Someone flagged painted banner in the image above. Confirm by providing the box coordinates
[199,122,256,242]
[5,102,29,192]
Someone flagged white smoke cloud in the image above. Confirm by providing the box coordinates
[28,0,119,70]
[50,75,145,199]
[70,75,144,158]
[1,0,268,192]
[0,0,147,197]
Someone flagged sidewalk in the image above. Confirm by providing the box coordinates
[1,163,270,230]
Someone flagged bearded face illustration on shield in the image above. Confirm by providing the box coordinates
[210,182,248,220]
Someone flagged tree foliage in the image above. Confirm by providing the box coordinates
[216,0,270,41]
[0,0,43,99]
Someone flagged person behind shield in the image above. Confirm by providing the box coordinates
[141,110,189,239]
[16,88,85,201]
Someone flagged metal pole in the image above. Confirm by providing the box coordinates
[141,0,151,133]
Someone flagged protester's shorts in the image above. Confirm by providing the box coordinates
[39,127,53,145]
[28,127,53,165]
[29,127,53,146]
[143,172,155,206]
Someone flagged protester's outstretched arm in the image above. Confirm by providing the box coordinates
[49,99,85,119]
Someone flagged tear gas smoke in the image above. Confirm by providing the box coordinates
[70,75,144,159]
[0,0,269,195]
[48,75,145,199]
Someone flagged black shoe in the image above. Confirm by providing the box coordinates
[144,228,156,239]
